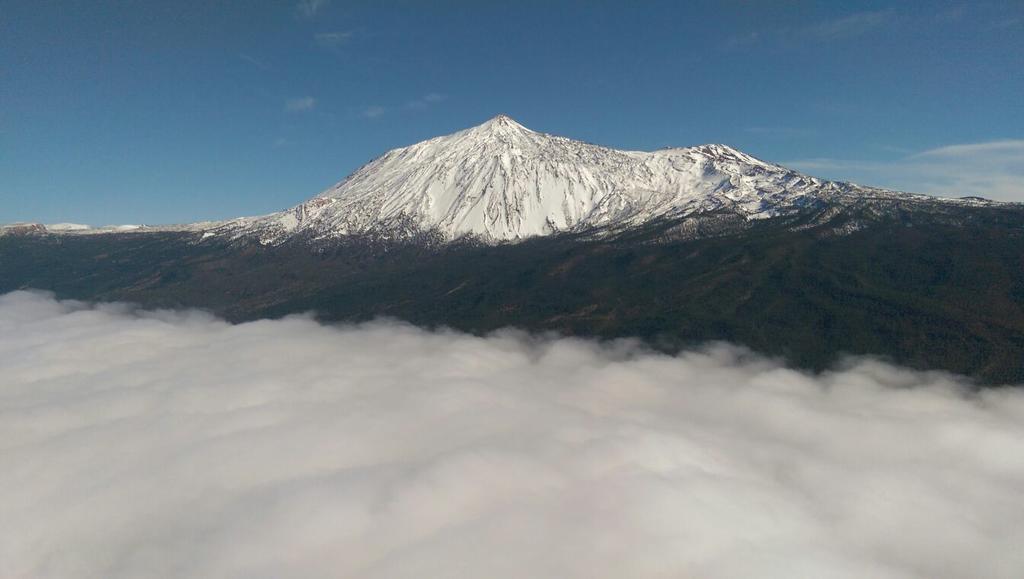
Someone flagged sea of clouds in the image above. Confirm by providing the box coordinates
[2,290,1023,578]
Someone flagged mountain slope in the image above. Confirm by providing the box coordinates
[4,204,1024,383]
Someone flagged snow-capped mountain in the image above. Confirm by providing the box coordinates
[208,115,983,244]
[13,115,993,244]
[4,118,1021,382]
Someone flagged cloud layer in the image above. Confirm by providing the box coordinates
[789,139,1024,201]
[2,291,1023,578]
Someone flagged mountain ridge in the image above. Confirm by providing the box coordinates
[3,115,1005,244]
[204,115,999,244]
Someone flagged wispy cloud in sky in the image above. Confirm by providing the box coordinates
[913,139,1024,160]
[934,5,967,23]
[238,53,270,71]
[744,126,815,138]
[406,92,447,110]
[358,94,447,119]
[807,10,894,40]
[788,139,1024,201]
[360,105,386,118]
[314,30,353,49]
[295,0,328,18]
[726,10,895,49]
[722,30,765,50]
[993,17,1021,29]
[285,96,317,112]
[2,291,1024,578]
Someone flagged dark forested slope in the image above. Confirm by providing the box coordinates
[3,206,1023,383]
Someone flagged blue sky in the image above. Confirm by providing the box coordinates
[2,0,1022,225]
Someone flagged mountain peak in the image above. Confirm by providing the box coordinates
[486,113,518,124]
[477,114,530,134]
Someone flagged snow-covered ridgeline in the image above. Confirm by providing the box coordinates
[207,115,972,244]
[7,115,997,244]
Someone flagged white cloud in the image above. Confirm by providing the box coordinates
[285,96,316,112]
[295,0,328,18]
[2,291,1024,578]
[788,139,1024,201]
[911,139,1024,160]
[405,92,447,110]
[361,105,385,118]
